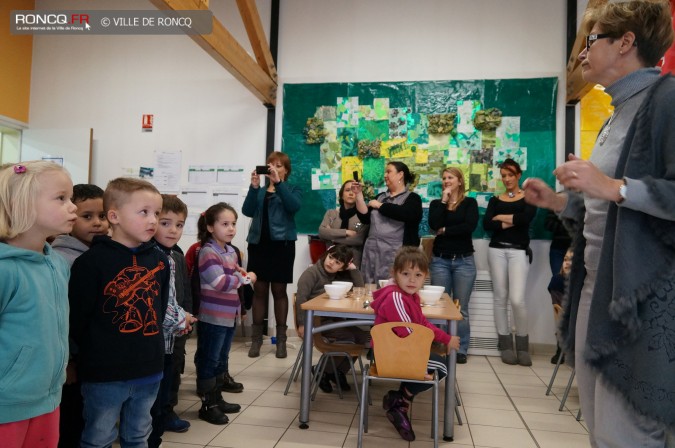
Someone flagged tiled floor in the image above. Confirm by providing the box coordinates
[157,337,589,448]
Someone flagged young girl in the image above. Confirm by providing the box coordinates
[370,246,460,442]
[0,161,77,447]
[194,203,256,426]
[547,248,573,364]
[295,244,368,393]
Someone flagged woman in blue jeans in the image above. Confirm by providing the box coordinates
[428,167,478,364]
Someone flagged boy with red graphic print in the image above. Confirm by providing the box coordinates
[69,178,169,448]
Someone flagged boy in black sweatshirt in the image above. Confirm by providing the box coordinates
[69,178,169,448]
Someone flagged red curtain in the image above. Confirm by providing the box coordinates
[661,0,675,74]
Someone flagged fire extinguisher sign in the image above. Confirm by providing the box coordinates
[142,114,154,132]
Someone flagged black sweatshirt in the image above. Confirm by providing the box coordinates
[428,197,478,255]
[483,197,537,249]
[69,236,170,382]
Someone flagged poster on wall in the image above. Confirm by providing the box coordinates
[282,78,558,239]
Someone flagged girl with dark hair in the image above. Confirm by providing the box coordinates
[484,158,537,366]
[354,161,423,283]
[318,179,369,267]
[194,203,256,425]
[243,151,302,359]
[428,167,478,364]
[295,244,367,393]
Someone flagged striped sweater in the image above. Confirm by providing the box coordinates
[197,240,246,327]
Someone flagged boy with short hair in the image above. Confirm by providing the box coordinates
[52,184,109,266]
[69,178,169,448]
[51,183,109,448]
[148,195,196,445]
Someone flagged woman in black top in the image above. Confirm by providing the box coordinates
[428,167,478,364]
[483,158,536,366]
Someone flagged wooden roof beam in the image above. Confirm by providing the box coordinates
[236,0,278,83]
[150,0,277,106]
[566,0,607,103]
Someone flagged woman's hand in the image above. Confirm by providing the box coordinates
[523,178,567,212]
[251,169,261,188]
[268,163,281,184]
[345,229,357,237]
[368,199,382,209]
[554,154,622,202]
[435,227,445,236]
[441,186,452,203]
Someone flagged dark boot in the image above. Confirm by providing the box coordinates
[498,334,517,365]
[197,379,228,425]
[248,324,263,358]
[222,371,244,393]
[215,375,242,413]
[515,335,532,366]
[275,325,288,358]
[550,343,564,364]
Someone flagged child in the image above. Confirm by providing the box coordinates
[51,183,109,448]
[0,161,77,447]
[370,246,460,442]
[194,202,256,425]
[148,195,197,447]
[69,177,169,448]
[295,244,368,393]
[52,184,109,266]
[547,248,572,364]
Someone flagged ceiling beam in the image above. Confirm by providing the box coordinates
[566,0,607,103]
[236,0,278,83]
[149,0,277,106]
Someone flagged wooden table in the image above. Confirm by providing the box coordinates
[299,292,462,441]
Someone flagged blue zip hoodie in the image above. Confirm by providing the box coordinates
[0,242,69,424]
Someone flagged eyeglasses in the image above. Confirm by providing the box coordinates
[585,33,611,51]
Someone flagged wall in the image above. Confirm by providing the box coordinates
[0,0,34,124]
[28,0,568,346]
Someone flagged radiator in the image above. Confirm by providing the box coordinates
[467,270,505,357]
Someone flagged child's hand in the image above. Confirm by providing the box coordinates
[447,336,460,353]
[184,312,197,333]
[235,265,248,276]
[65,361,78,385]
[247,271,257,284]
[297,325,304,339]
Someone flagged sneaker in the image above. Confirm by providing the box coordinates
[456,353,468,364]
[335,371,351,391]
[386,406,415,441]
[164,416,191,433]
[382,390,405,411]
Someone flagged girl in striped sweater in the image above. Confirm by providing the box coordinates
[194,203,256,425]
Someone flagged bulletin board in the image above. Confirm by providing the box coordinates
[281,78,558,239]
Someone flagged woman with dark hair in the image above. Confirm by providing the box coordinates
[524,2,675,445]
[318,179,369,267]
[428,167,478,364]
[483,158,536,366]
[354,161,422,284]
[242,152,302,359]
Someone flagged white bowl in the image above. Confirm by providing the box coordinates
[423,285,445,294]
[418,289,442,305]
[378,279,390,289]
[332,281,353,295]
[324,284,345,300]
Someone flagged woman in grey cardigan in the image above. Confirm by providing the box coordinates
[318,179,369,267]
[524,2,675,446]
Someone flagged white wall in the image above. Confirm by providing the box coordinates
[28,0,568,346]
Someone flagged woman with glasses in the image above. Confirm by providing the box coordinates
[318,179,369,267]
[484,159,536,366]
[428,167,478,364]
[524,2,675,446]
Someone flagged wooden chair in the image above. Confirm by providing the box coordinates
[358,322,440,448]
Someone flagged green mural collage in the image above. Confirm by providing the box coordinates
[282,78,558,239]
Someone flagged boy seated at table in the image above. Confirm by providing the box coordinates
[370,246,460,442]
[295,244,368,393]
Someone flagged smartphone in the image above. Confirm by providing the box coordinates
[256,165,270,175]
[353,170,359,182]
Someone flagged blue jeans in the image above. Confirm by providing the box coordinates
[148,354,173,448]
[195,321,235,380]
[80,380,160,448]
[430,255,477,354]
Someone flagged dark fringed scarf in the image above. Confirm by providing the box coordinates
[339,205,357,229]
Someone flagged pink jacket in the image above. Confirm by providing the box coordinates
[370,284,451,345]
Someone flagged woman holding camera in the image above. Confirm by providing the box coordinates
[242,152,302,359]
[354,161,422,284]
[318,179,369,267]
[428,167,478,364]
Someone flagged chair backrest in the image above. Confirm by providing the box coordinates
[371,322,434,381]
